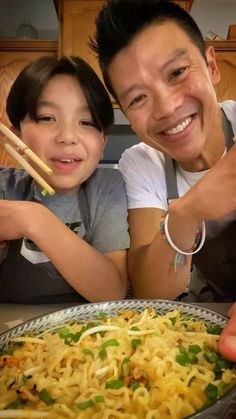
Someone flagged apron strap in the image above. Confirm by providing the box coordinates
[78,182,90,231]
[164,155,178,204]
[221,108,234,150]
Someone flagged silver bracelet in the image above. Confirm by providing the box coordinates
[164,212,206,256]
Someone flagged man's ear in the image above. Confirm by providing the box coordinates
[205,45,221,85]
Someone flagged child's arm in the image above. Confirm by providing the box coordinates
[0,200,127,301]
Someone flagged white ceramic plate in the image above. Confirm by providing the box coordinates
[0,299,235,419]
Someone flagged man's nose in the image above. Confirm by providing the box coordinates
[56,123,79,145]
[152,85,183,120]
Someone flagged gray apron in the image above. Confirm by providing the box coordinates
[0,183,91,304]
[164,110,236,302]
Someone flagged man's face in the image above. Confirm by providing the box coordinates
[108,21,221,168]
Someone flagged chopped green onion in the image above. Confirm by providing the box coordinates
[39,389,55,405]
[130,380,141,390]
[206,324,223,335]
[41,188,48,196]
[94,395,105,403]
[57,327,70,338]
[131,338,142,350]
[105,379,124,389]
[64,333,75,345]
[102,339,119,349]
[77,400,94,410]
[187,352,197,364]
[99,347,107,359]
[178,344,187,354]
[83,348,94,358]
[188,344,201,354]
[5,398,25,410]
[169,316,177,325]
[204,352,218,364]
[99,338,119,358]
[176,354,189,366]
[98,311,107,318]
[205,383,218,403]
[131,326,140,331]
[0,342,23,355]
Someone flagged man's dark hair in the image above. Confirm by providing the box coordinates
[7,55,114,134]
[90,0,206,100]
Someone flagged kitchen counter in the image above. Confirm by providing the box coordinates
[0,302,233,335]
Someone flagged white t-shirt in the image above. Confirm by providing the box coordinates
[119,142,205,211]
[119,100,236,213]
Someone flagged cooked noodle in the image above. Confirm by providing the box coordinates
[0,307,235,419]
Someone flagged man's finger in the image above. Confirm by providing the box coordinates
[219,303,236,361]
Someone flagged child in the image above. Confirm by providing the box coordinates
[0,55,129,303]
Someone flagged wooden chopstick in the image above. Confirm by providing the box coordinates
[0,121,52,175]
[4,143,55,195]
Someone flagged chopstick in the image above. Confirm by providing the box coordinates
[0,121,55,195]
[5,144,55,195]
[0,122,52,174]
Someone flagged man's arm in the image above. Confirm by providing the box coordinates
[128,142,236,299]
[128,207,193,299]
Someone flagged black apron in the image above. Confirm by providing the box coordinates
[164,110,236,302]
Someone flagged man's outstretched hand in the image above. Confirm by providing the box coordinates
[219,303,236,361]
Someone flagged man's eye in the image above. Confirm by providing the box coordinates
[171,66,188,78]
[128,94,146,108]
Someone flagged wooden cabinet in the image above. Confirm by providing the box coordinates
[58,0,105,81]
[0,39,58,167]
[172,1,194,12]
[57,0,194,79]
[209,41,236,102]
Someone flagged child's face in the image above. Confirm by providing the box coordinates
[19,74,107,195]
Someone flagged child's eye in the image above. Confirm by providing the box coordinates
[36,115,55,122]
[80,120,96,127]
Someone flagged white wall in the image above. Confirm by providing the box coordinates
[190,0,236,39]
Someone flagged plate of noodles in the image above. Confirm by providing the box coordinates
[0,299,236,419]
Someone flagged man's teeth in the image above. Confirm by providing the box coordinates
[165,117,192,135]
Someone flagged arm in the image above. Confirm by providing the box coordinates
[127,143,236,299]
[128,207,192,299]
[0,200,127,301]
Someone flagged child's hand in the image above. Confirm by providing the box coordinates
[0,200,41,241]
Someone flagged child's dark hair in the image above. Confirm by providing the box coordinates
[90,0,206,100]
[7,55,114,134]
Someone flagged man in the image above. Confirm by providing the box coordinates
[90,0,236,360]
